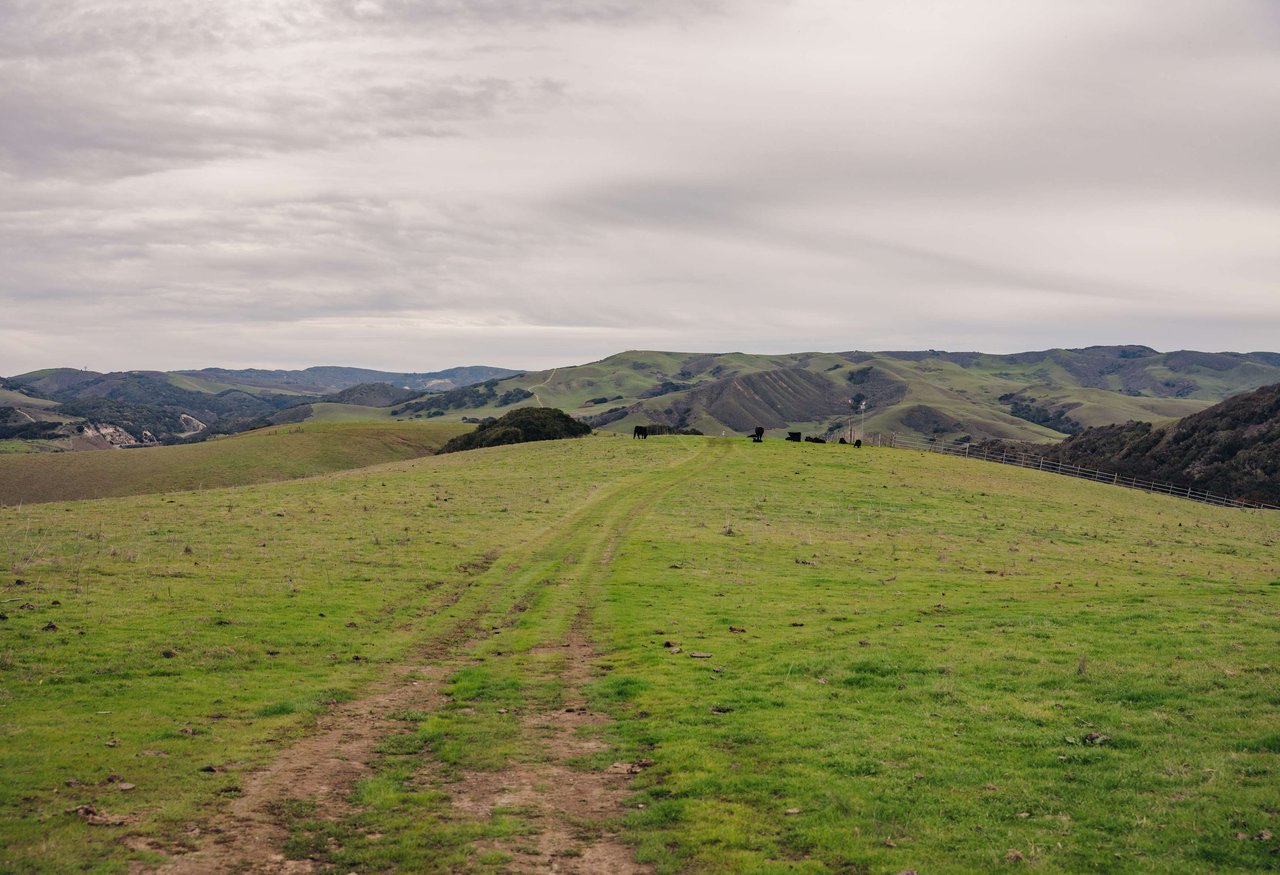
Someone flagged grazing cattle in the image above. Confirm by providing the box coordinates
[854,438,862,448]
[786,432,802,442]
[804,436,826,444]
[752,426,765,443]
[838,437,847,444]
[633,425,648,439]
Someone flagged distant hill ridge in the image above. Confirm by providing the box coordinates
[173,364,521,394]
[0,364,518,449]
[6,348,1280,450]
[393,346,1280,445]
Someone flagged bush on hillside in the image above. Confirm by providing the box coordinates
[439,407,591,454]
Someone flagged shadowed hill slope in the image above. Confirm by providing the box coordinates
[1039,382,1280,504]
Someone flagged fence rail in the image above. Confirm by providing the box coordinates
[875,432,1278,511]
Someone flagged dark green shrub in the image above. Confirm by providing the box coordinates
[439,407,591,454]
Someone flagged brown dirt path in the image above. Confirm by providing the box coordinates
[444,612,650,874]
[143,663,448,875]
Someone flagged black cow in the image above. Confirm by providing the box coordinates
[804,436,826,444]
[854,438,862,448]
[751,426,765,443]
[786,432,802,442]
[633,425,648,439]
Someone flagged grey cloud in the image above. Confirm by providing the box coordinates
[1,0,1276,374]
[0,64,565,179]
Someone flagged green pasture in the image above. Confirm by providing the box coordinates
[0,421,465,506]
[1,435,1277,872]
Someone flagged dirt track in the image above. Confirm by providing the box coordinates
[142,443,720,873]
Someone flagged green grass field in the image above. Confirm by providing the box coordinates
[1,436,1277,872]
[0,421,466,506]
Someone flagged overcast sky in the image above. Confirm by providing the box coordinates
[2,0,1277,374]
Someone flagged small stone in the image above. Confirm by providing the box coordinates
[729,626,746,633]
[784,807,800,815]
[42,622,58,632]
[689,652,712,659]
[816,677,829,684]
[117,783,136,792]
[105,739,119,748]
[1006,849,1025,862]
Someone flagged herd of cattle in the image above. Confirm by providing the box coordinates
[633,424,860,447]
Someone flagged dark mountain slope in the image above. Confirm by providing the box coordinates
[1040,383,1280,504]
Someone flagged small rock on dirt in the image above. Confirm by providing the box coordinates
[785,807,800,815]
[690,652,712,659]
[67,804,131,826]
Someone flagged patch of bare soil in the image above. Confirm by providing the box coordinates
[446,623,651,874]
[142,665,446,875]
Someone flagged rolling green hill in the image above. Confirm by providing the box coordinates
[0,436,1275,872]
[0,421,466,505]
[397,346,1280,444]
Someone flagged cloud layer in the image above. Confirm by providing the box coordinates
[2,0,1276,372]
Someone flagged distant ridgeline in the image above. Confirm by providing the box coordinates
[0,365,518,448]
[417,346,1280,447]
[5,347,1280,453]
[976,382,1280,505]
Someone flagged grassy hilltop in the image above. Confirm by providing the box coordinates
[1,435,1277,872]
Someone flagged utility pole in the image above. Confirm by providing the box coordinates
[859,400,866,441]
